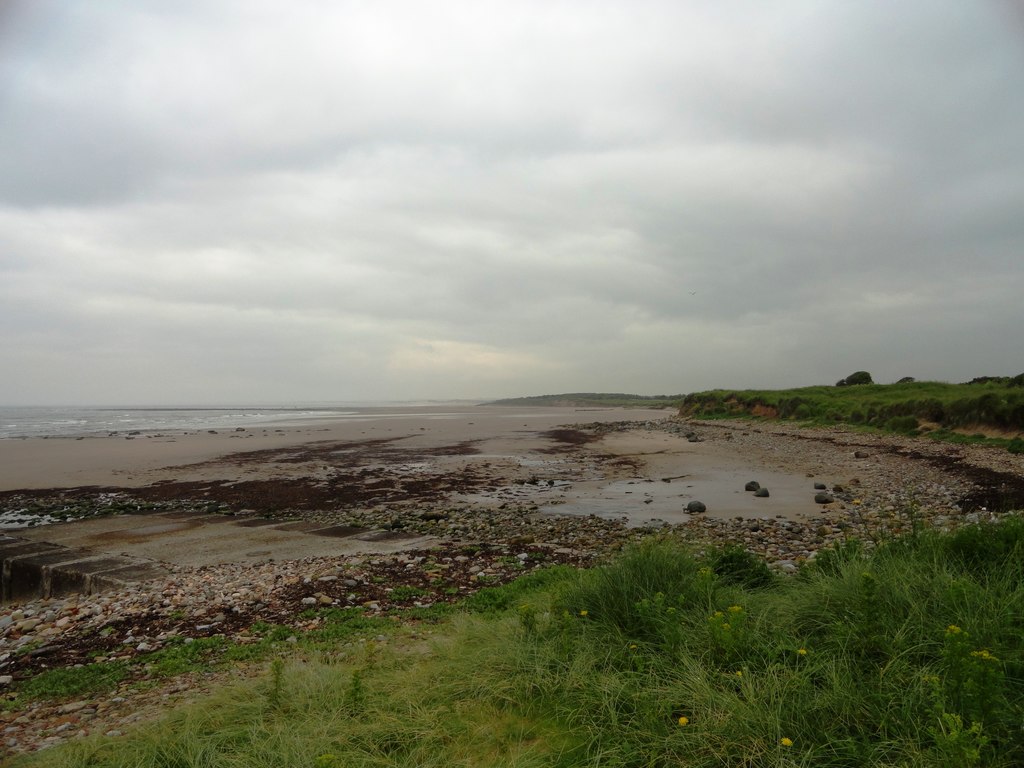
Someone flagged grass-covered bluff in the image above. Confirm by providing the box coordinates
[680,377,1024,451]
[15,517,1024,768]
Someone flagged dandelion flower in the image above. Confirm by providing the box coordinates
[734,671,743,677]
[797,648,808,656]
[678,716,689,726]
[579,610,588,617]
[780,737,793,747]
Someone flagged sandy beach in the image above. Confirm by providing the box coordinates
[1,405,633,490]
[1,405,856,531]
[4,403,1023,537]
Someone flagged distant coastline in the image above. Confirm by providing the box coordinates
[485,393,683,408]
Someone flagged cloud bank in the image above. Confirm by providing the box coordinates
[2,1,1022,404]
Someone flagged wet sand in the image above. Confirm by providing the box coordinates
[0,405,831,528]
[0,406,662,490]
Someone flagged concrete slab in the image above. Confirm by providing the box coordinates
[17,511,436,568]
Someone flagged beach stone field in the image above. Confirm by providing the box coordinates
[2,413,1023,755]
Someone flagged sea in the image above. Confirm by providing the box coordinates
[0,403,477,440]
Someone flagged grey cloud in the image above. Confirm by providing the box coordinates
[1,1,1023,404]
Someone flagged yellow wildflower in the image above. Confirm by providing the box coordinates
[678,716,689,726]
[946,624,962,635]
[780,737,793,747]
[629,644,638,650]
[970,649,998,662]
[797,648,808,656]
[713,611,724,619]
[734,670,743,678]
[579,610,588,617]
[728,605,743,613]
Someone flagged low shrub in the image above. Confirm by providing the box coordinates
[706,544,774,589]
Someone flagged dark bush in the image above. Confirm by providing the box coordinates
[706,544,774,589]
[842,371,874,386]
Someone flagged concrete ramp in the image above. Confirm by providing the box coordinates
[3,511,435,603]
[0,535,168,603]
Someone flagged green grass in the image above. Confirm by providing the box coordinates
[16,662,129,701]
[13,519,1024,767]
[680,379,1024,445]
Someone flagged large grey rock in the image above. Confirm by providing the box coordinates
[686,501,707,514]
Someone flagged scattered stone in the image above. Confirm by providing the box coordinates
[813,482,827,490]
[744,481,761,492]
[753,488,770,498]
[814,493,835,504]
[686,501,707,514]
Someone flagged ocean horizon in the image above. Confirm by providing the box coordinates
[0,401,487,440]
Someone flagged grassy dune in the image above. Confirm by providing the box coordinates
[18,518,1024,767]
[680,379,1024,450]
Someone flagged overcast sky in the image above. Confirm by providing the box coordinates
[1,1,1022,405]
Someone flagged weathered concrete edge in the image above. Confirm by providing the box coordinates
[0,535,168,604]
